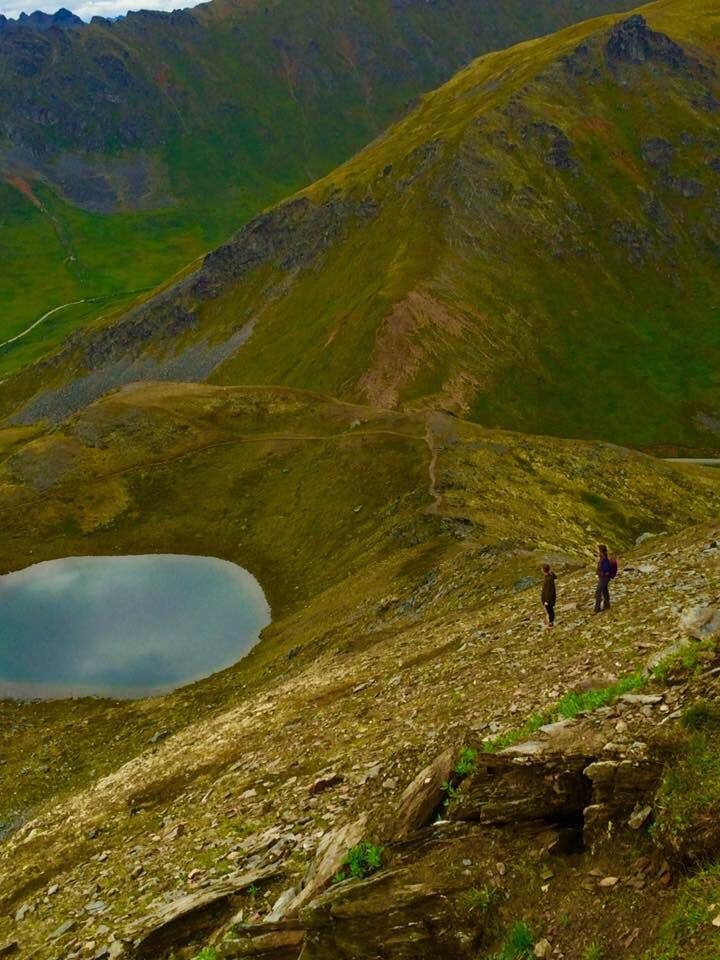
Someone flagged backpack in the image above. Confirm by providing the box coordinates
[608,557,618,579]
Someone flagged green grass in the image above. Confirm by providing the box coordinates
[492,921,536,960]
[652,642,713,683]
[554,674,646,718]
[482,673,646,752]
[681,700,720,733]
[641,863,720,960]
[464,885,500,914]
[652,728,720,862]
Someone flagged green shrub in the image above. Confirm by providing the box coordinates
[333,841,384,883]
[192,950,217,960]
[454,747,478,777]
[582,943,603,960]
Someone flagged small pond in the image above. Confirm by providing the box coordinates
[0,555,270,699]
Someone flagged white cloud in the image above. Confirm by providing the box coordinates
[1,0,203,21]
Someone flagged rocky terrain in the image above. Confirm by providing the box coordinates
[1,382,720,958]
[0,0,636,368]
[5,0,719,453]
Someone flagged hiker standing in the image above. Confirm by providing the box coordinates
[594,543,614,613]
[541,563,557,628]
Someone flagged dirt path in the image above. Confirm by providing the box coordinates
[425,410,452,515]
[0,300,89,351]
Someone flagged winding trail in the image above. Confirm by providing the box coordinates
[0,300,88,350]
[0,284,157,355]
[425,410,453,515]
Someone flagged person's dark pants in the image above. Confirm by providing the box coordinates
[595,576,610,612]
[544,602,555,625]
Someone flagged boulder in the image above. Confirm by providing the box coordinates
[309,773,344,796]
[393,748,455,838]
[680,606,720,640]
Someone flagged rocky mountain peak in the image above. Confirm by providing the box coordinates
[605,14,688,69]
[0,7,84,32]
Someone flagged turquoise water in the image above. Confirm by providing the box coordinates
[0,555,270,699]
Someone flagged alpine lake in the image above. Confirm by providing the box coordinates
[0,555,270,699]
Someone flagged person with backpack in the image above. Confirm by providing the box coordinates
[541,563,557,628]
[594,544,617,613]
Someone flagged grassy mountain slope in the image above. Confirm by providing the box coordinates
[1,382,720,957]
[9,0,718,452]
[0,0,637,370]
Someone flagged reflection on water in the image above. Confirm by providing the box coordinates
[0,555,270,699]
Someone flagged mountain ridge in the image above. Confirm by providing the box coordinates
[0,0,639,370]
[5,0,718,453]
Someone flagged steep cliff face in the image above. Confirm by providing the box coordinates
[0,0,638,362]
[7,0,720,453]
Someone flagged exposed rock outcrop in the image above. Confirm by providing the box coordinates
[605,15,690,70]
[127,866,283,959]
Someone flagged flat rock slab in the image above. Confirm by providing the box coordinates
[129,865,283,958]
[286,815,367,915]
[219,919,305,959]
[393,747,455,838]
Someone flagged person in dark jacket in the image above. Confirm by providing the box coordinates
[541,563,557,627]
[595,543,612,613]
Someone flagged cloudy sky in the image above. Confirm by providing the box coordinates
[1,0,201,20]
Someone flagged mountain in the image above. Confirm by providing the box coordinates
[0,0,638,372]
[0,8,84,32]
[6,0,719,453]
[1,380,720,959]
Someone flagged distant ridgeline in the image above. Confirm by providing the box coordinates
[0,7,83,31]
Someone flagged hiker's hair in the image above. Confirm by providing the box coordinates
[543,563,551,573]
[598,543,608,555]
